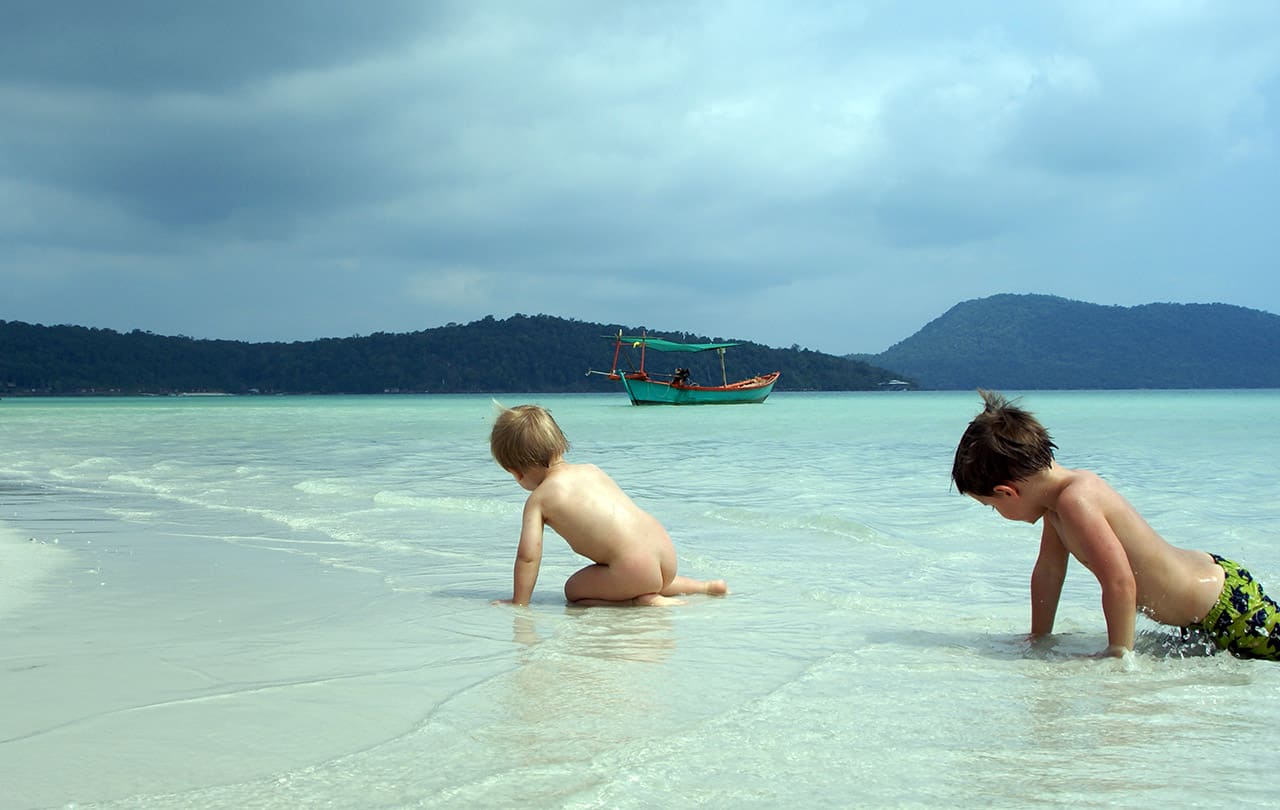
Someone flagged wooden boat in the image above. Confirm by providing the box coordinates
[588,330,780,405]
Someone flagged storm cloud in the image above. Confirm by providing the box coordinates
[3,1,1277,353]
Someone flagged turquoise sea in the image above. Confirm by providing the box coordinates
[2,391,1279,808]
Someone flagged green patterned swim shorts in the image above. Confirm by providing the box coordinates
[1191,554,1280,661]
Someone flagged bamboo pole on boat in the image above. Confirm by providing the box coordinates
[610,329,624,375]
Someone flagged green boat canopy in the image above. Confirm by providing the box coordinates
[608,335,741,353]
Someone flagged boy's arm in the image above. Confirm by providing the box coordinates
[1057,497,1137,656]
[506,496,545,606]
[1030,523,1069,637]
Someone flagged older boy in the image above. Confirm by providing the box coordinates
[952,390,1280,660]
[490,404,727,607]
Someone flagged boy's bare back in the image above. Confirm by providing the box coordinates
[1036,466,1223,627]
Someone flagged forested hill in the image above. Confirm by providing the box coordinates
[854,294,1280,390]
[0,315,903,395]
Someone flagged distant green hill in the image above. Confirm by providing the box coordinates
[854,294,1280,389]
[0,314,902,396]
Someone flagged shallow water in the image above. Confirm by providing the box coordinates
[2,391,1279,808]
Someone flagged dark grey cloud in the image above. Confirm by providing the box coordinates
[0,1,443,91]
[2,1,1278,353]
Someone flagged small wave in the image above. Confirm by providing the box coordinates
[294,479,363,497]
[105,508,156,521]
[373,491,515,516]
[107,472,175,496]
[54,456,119,475]
[702,506,883,543]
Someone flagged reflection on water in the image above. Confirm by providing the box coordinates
[509,606,677,663]
[493,608,679,760]
[956,641,1268,806]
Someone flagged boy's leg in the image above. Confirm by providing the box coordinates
[661,575,729,597]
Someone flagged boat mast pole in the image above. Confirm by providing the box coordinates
[639,330,647,375]
[610,329,623,374]
[718,348,728,386]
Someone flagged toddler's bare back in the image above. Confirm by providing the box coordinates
[532,462,674,565]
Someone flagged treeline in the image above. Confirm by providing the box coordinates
[0,315,906,395]
[855,294,1280,389]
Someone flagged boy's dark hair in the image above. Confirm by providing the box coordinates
[490,404,570,472]
[952,390,1057,495]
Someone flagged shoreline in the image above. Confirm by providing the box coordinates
[0,482,476,809]
[0,521,71,621]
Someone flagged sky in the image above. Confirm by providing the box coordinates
[3,1,1278,355]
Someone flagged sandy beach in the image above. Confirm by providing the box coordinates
[0,487,470,809]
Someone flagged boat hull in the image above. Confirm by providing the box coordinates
[619,372,779,405]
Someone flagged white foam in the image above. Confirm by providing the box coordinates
[293,478,361,497]
[373,490,516,516]
[0,521,71,619]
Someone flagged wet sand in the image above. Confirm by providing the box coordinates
[0,491,462,809]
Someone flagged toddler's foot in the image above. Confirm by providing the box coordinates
[705,580,729,596]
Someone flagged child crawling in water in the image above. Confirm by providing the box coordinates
[953,390,1280,660]
[490,404,728,607]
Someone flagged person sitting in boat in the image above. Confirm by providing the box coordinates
[672,367,690,386]
[490,404,728,607]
